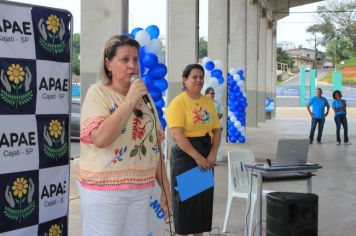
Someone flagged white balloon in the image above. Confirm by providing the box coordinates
[234,121,242,128]
[145,39,163,54]
[157,51,166,63]
[135,30,151,46]
[237,80,245,87]
[228,111,233,116]
[230,116,237,122]
[240,130,246,136]
[238,126,246,132]
[229,68,237,75]
[204,72,211,81]
[209,78,219,88]
[214,60,223,70]
[233,74,240,82]
[242,91,247,97]
[202,57,211,65]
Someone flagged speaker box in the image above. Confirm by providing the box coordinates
[266,192,318,236]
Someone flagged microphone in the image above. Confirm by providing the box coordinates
[129,75,154,113]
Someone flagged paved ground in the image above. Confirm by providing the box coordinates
[68,108,356,235]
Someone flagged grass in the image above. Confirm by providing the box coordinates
[322,58,356,85]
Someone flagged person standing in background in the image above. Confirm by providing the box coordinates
[166,64,221,236]
[332,90,350,145]
[205,87,223,120]
[306,88,330,144]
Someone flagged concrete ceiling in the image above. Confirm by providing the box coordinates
[271,0,324,21]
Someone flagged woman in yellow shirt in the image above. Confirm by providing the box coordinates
[166,63,221,235]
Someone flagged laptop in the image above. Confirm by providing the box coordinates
[273,139,311,167]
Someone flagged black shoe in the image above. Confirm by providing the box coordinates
[317,141,322,144]
[309,140,313,144]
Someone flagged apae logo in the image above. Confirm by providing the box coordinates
[4,177,36,222]
[38,14,66,55]
[0,63,33,108]
[45,223,63,236]
[43,119,68,160]
[41,180,67,207]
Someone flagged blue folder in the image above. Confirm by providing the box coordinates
[175,167,214,201]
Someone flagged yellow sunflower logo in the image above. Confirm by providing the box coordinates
[12,177,29,198]
[49,224,62,236]
[49,120,63,138]
[46,14,60,34]
[7,64,25,84]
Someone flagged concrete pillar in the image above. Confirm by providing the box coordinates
[208,0,228,140]
[257,5,267,123]
[272,23,277,117]
[228,0,246,72]
[80,0,128,101]
[245,0,259,127]
[265,18,273,116]
[167,0,199,103]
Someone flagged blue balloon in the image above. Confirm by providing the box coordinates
[229,94,237,102]
[149,64,168,78]
[154,78,168,91]
[142,53,158,68]
[218,76,224,84]
[211,69,223,78]
[228,127,235,134]
[240,76,246,81]
[233,86,240,93]
[149,87,162,101]
[157,107,164,117]
[238,136,246,143]
[235,131,241,138]
[142,74,155,90]
[155,98,165,108]
[125,33,135,38]
[227,75,233,81]
[205,61,215,71]
[159,117,167,129]
[228,80,235,87]
[146,25,160,39]
[240,97,247,103]
[229,136,237,143]
[238,106,245,112]
[237,69,244,76]
[131,27,143,36]
[236,91,243,98]
[234,111,240,117]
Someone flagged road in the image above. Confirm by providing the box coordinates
[277,69,356,107]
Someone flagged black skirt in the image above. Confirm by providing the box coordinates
[170,134,214,235]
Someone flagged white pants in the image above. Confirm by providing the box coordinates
[77,182,151,236]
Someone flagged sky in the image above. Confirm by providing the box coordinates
[8,0,324,50]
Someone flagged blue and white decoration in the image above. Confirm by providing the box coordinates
[129,25,168,129]
[201,57,225,102]
[227,68,248,143]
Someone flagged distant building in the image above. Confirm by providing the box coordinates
[277,41,296,50]
[286,48,326,72]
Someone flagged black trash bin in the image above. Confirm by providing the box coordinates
[266,192,318,236]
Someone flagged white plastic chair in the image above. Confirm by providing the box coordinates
[222,149,271,236]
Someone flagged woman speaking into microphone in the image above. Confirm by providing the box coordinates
[78,35,171,236]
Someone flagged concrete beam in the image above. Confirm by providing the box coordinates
[289,0,322,8]
[80,0,128,100]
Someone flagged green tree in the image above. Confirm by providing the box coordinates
[326,37,353,65]
[277,47,294,68]
[307,0,356,55]
[199,37,207,59]
[72,33,80,75]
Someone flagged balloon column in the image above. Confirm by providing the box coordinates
[227,69,248,143]
[201,57,225,102]
[129,25,168,129]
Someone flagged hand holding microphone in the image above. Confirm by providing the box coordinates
[128,75,154,112]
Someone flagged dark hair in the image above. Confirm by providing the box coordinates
[100,35,140,84]
[332,90,342,99]
[317,88,323,93]
[182,64,205,90]
[205,87,214,95]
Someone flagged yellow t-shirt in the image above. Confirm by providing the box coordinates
[166,92,221,137]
